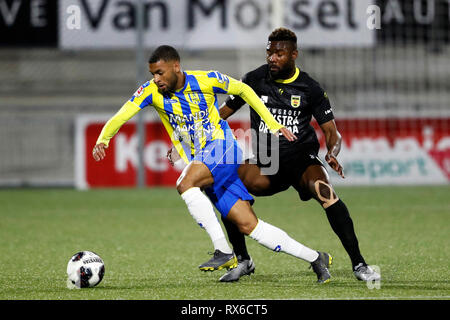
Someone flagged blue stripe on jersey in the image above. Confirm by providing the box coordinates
[138,94,153,109]
[207,71,217,79]
[219,119,232,136]
[207,71,224,81]
[173,82,200,153]
[163,94,180,134]
[163,93,193,159]
[186,75,213,143]
[186,76,207,112]
[212,86,227,94]
[207,71,229,94]
[218,119,236,163]
[212,93,220,113]
[163,94,175,123]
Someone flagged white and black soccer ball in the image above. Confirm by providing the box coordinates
[66,251,105,289]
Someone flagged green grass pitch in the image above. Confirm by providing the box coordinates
[0,186,449,300]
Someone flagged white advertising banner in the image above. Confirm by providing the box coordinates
[324,140,449,185]
[60,0,375,49]
[317,118,450,185]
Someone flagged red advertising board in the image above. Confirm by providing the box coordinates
[75,116,249,189]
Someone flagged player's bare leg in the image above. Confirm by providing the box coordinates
[300,165,380,281]
[237,162,272,196]
[225,199,332,283]
[176,160,214,194]
[177,161,237,271]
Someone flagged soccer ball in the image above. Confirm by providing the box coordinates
[66,251,105,289]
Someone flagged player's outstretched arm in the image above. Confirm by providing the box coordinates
[320,120,344,178]
[221,98,296,141]
[228,81,297,142]
[92,101,141,161]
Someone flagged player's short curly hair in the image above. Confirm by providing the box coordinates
[268,28,297,47]
[149,45,180,63]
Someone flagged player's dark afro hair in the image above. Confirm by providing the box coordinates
[149,45,180,64]
[268,28,297,47]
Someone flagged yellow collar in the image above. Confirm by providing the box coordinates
[274,67,300,84]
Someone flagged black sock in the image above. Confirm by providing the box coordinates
[221,216,250,260]
[325,199,366,269]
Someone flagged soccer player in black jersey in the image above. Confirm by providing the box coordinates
[216,28,380,283]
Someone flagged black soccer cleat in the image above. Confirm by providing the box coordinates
[310,251,332,284]
[198,250,238,272]
[219,256,255,282]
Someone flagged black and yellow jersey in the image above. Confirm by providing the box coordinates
[226,64,334,161]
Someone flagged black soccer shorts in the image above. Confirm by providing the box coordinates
[256,143,326,201]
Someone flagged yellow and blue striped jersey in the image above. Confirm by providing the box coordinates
[96,70,284,164]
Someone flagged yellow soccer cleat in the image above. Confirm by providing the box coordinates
[310,251,332,284]
[198,250,238,272]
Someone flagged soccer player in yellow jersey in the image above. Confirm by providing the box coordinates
[92,45,332,283]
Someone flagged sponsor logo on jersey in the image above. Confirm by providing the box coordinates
[291,95,301,108]
[260,95,268,103]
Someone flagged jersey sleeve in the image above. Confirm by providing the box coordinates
[224,73,249,111]
[129,81,154,109]
[206,70,232,94]
[95,82,154,147]
[206,70,282,133]
[225,75,283,134]
[310,84,334,125]
[95,101,141,147]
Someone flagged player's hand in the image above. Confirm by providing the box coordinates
[325,152,345,178]
[277,127,297,142]
[167,145,181,166]
[92,143,108,161]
